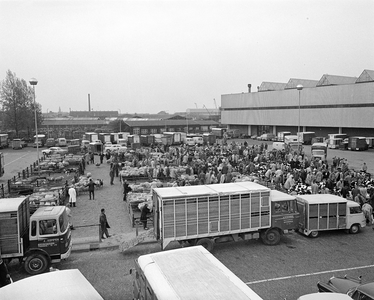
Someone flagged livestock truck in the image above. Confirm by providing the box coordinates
[152,182,300,251]
[0,197,72,275]
[296,194,366,238]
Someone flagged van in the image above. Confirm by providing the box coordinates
[56,137,67,147]
[185,137,195,146]
[45,138,55,147]
[272,142,286,151]
[192,136,203,145]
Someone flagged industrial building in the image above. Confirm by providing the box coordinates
[221,69,374,138]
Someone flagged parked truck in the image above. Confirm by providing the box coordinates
[297,131,316,145]
[311,142,328,161]
[277,131,291,142]
[98,133,111,144]
[347,136,368,151]
[163,132,182,145]
[0,133,9,148]
[152,182,300,251]
[0,197,72,275]
[84,132,99,142]
[296,194,366,238]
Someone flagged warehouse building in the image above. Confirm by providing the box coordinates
[221,69,374,138]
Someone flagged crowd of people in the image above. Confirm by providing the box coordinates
[103,141,371,203]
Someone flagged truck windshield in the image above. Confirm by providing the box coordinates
[350,206,362,214]
[59,211,69,233]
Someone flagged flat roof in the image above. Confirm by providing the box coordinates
[297,194,347,204]
[138,246,263,300]
[153,182,270,199]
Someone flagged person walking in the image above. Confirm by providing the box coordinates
[99,208,111,239]
[87,178,96,200]
[68,186,77,207]
[109,166,115,185]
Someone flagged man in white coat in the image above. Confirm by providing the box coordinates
[68,186,77,207]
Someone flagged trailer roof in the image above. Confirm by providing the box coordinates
[153,182,270,199]
[0,197,27,212]
[138,246,263,300]
[297,194,348,204]
[270,190,296,202]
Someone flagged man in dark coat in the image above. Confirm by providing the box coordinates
[87,178,96,200]
[99,208,111,239]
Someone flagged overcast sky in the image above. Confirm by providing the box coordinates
[1,0,373,114]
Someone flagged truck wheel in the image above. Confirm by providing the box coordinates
[349,224,360,234]
[309,231,319,238]
[263,229,281,245]
[24,253,49,275]
[196,238,214,251]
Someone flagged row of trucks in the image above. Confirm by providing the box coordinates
[150,181,366,252]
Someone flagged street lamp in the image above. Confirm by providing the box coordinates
[29,78,39,174]
[296,84,303,152]
[118,109,122,132]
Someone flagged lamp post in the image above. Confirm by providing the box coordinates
[29,78,39,174]
[118,109,122,132]
[296,84,303,153]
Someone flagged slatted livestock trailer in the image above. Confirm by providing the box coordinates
[152,182,300,251]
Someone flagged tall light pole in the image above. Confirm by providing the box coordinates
[29,78,39,174]
[118,109,122,132]
[296,84,303,153]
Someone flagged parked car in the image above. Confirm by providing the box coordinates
[317,275,374,299]
[259,133,276,141]
[41,147,68,156]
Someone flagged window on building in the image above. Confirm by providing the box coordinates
[141,129,148,134]
[133,128,140,135]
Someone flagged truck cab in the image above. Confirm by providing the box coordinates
[270,190,300,235]
[0,198,72,275]
[28,206,72,274]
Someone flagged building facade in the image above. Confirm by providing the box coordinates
[221,69,374,138]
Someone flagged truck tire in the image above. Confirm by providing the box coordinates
[262,229,281,245]
[196,238,214,252]
[309,231,319,238]
[24,253,49,275]
[349,224,360,234]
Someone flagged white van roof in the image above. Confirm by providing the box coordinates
[0,269,103,300]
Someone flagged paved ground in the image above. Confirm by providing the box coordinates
[70,158,153,252]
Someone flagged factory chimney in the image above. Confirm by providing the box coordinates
[88,94,91,111]
[248,84,252,93]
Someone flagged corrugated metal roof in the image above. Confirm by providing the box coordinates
[284,78,319,89]
[317,74,357,86]
[356,69,374,83]
[124,119,218,127]
[258,82,287,92]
